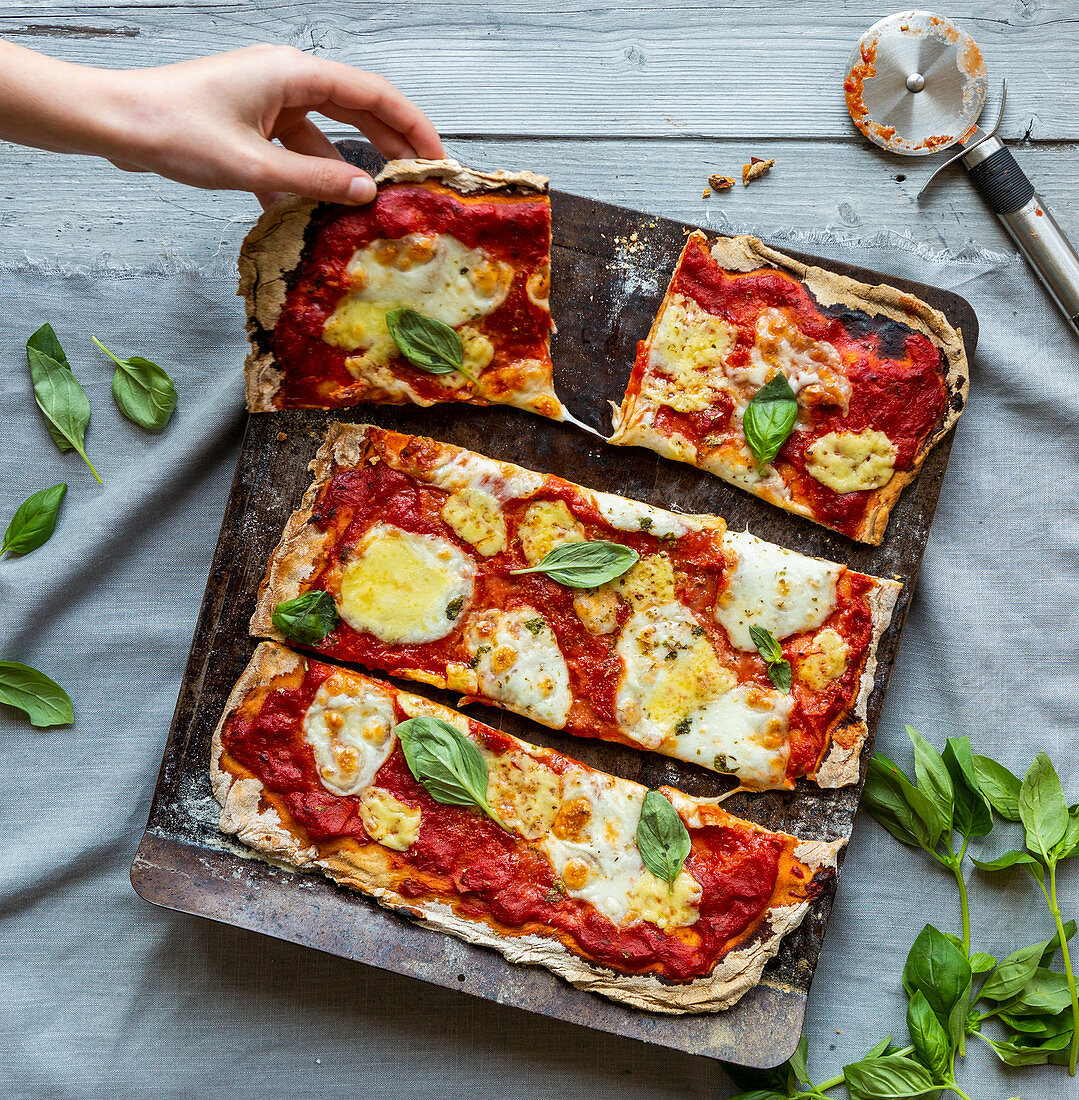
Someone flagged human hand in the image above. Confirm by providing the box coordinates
[0,42,445,206]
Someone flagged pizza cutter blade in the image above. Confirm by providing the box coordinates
[845,9,1079,337]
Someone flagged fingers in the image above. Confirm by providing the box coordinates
[245,141,376,204]
[276,116,345,162]
[286,56,445,160]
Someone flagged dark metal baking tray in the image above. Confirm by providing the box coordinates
[131,142,978,1068]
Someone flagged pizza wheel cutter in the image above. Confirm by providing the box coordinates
[845,9,1079,337]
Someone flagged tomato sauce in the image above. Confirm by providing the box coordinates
[222,658,816,981]
[288,434,878,784]
[271,183,552,408]
[642,237,948,539]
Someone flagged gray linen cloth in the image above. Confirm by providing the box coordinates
[0,238,1075,1099]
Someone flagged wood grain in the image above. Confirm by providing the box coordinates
[0,1,1076,139]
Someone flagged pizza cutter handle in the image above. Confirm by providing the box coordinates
[964,137,1079,336]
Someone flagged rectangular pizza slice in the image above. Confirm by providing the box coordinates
[239,158,570,422]
[250,423,901,791]
[608,232,969,544]
[212,642,843,1014]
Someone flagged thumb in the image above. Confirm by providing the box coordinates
[246,143,376,204]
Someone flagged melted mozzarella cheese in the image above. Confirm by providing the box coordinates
[427,451,545,502]
[466,607,572,727]
[540,770,701,930]
[798,627,851,690]
[742,307,849,406]
[715,530,840,651]
[338,524,474,644]
[303,677,396,796]
[805,429,897,493]
[670,683,792,788]
[616,602,736,749]
[484,749,563,840]
[357,787,422,851]
[441,488,507,556]
[516,499,585,565]
[321,234,512,369]
[592,494,691,539]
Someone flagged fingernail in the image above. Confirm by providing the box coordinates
[346,177,376,204]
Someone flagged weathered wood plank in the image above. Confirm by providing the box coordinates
[2,137,1075,268]
[0,1,1076,140]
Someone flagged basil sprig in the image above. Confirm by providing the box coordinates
[385,308,477,382]
[1,483,67,556]
[510,540,639,588]
[749,624,792,693]
[395,715,503,827]
[0,661,73,727]
[271,590,339,645]
[743,372,798,470]
[26,326,102,484]
[635,789,691,889]
[91,337,177,430]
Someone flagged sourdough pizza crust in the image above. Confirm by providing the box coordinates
[250,422,900,790]
[237,158,559,416]
[609,232,970,545]
[212,642,844,1014]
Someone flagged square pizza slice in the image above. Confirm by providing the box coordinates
[213,642,842,1013]
[240,158,570,421]
[250,423,901,791]
[608,232,969,544]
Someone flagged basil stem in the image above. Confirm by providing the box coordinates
[1,483,67,556]
[743,372,797,470]
[385,308,477,383]
[91,337,177,431]
[636,789,691,889]
[395,715,503,827]
[510,540,639,588]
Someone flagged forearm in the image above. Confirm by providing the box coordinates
[0,41,128,158]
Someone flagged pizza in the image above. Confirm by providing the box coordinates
[239,158,571,421]
[608,232,969,544]
[250,423,901,791]
[212,641,843,1013]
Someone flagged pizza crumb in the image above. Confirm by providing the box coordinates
[708,173,735,192]
[703,187,711,198]
[742,157,776,186]
[276,431,288,441]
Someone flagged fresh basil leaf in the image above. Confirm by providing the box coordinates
[998,966,1073,1016]
[636,789,691,887]
[842,1053,940,1100]
[866,753,944,850]
[999,1010,1073,1038]
[26,344,102,483]
[979,939,1051,1002]
[271,590,338,645]
[1019,752,1069,862]
[863,1036,894,1060]
[788,1034,811,1087]
[968,951,997,975]
[748,624,783,663]
[748,625,792,694]
[906,989,951,1080]
[0,661,73,727]
[903,924,972,1031]
[743,373,797,470]
[721,1059,795,1096]
[1040,919,1077,967]
[942,736,993,839]
[385,308,475,381]
[907,727,954,839]
[971,849,1042,874]
[971,754,1022,821]
[92,337,177,430]
[1055,804,1079,860]
[1,483,67,556]
[981,1033,1064,1067]
[27,324,74,451]
[395,716,502,826]
[863,755,933,849]
[511,540,639,588]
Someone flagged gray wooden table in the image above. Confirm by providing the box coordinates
[0,4,1075,1098]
